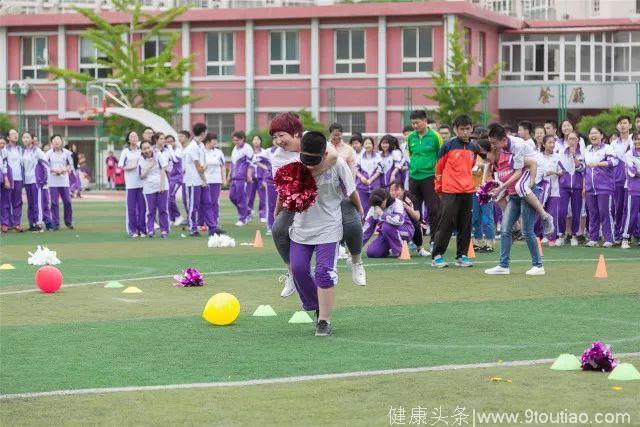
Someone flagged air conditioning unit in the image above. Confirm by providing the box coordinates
[10,81,30,96]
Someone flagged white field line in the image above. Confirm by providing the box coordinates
[2,352,639,400]
[1,257,638,296]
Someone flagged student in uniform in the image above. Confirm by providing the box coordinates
[46,135,74,231]
[288,131,362,336]
[355,137,382,214]
[203,133,227,235]
[362,188,414,258]
[229,131,254,226]
[139,140,169,238]
[119,131,146,237]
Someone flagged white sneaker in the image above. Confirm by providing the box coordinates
[621,240,630,249]
[586,240,599,247]
[235,220,245,227]
[418,248,431,257]
[541,237,549,244]
[485,265,510,275]
[602,241,613,248]
[265,229,272,236]
[279,273,296,297]
[542,214,555,236]
[351,262,367,286]
[154,222,160,230]
[570,236,578,246]
[525,266,546,276]
[173,216,184,227]
[260,218,266,223]
[555,238,564,247]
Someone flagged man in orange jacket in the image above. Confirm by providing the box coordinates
[431,114,480,268]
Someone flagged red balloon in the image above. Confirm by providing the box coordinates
[35,266,63,293]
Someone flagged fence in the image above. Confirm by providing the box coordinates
[3,81,640,188]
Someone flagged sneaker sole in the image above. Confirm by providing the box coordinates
[315,331,332,337]
[485,271,510,275]
[280,288,296,298]
[454,263,473,267]
[431,264,448,268]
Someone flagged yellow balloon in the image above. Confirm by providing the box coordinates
[202,292,240,326]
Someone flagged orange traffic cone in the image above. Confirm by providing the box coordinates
[399,241,411,260]
[594,254,608,279]
[467,241,476,259]
[537,237,544,256]
[253,230,264,248]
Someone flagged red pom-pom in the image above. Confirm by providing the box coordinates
[274,162,318,212]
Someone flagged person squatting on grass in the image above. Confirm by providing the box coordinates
[269,112,367,299]
[362,188,414,258]
[288,131,363,336]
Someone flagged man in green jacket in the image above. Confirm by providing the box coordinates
[406,110,443,249]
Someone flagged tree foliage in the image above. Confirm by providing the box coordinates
[426,21,501,125]
[44,0,195,137]
[576,105,638,138]
[0,113,17,135]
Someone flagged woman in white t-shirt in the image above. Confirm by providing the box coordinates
[119,131,146,237]
[139,140,169,238]
[203,133,227,234]
[289,132,363,337]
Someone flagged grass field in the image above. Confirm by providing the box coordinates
[1,193,639,426]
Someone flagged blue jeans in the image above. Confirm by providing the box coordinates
[499,188,543,268]
[472,193,495,241]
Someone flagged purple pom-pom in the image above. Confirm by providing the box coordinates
[174,267,204,287]
[476,181,500,205]
[581,341,617,372]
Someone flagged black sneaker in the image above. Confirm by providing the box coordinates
[28,225,41,232]
[315,320,332,337]
[210,228,226,235]
[189,231,201,237]
[66,224,74,230]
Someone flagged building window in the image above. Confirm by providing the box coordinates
[143,35,171,69]
[269,31,299,75]
[593,0,600,12]
[402,27,433,73]
[488,0,514,15]
[24,116,49,143]
[464,27,472,57]
[204,113,235,141]
[335,29,365,74]
[523,0,556,20]
[21,36,48,79]
[637,0,640,13]
[206,32,235,76]
[336,112,366,134]
[479,32,486,76]
[79,38,111,79]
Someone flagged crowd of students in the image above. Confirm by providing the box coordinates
[0,129,82,233]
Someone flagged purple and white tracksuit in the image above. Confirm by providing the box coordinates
[356,152,382,215]
[557,147,585,237]
[139,154,169,236]
[228,143,254,223]
[379,151,401,188]
[4,144,23,227]
[622,148,640,239]
[610,136,632,240]
[46,149,74,227]
[533,152,561,240]
[0,149,12,227]
[584,144,618,243]
[23,146,49,227]
[203,147,225,230]
[184,139,216,234]
[168,145,186,222]
[247,149,266,220]
[119,146,146,236]
[363,199,415,258]
[257,147,277,232]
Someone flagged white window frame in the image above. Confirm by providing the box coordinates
[269,30,300,75]
[205,31,236,77]
[334,29,366,74]
[143,35,171,69]
[21,36,48,80]
[79,37,111,79]
[335,112,366,134]
[204,113,236,140]
[401,27,434,74]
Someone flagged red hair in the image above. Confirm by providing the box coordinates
[269,112,304,137]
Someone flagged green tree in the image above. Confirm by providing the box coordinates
[0,113,17,135]
[426,21,501,125]
[44,0,195,138]
[576,106,638,138]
